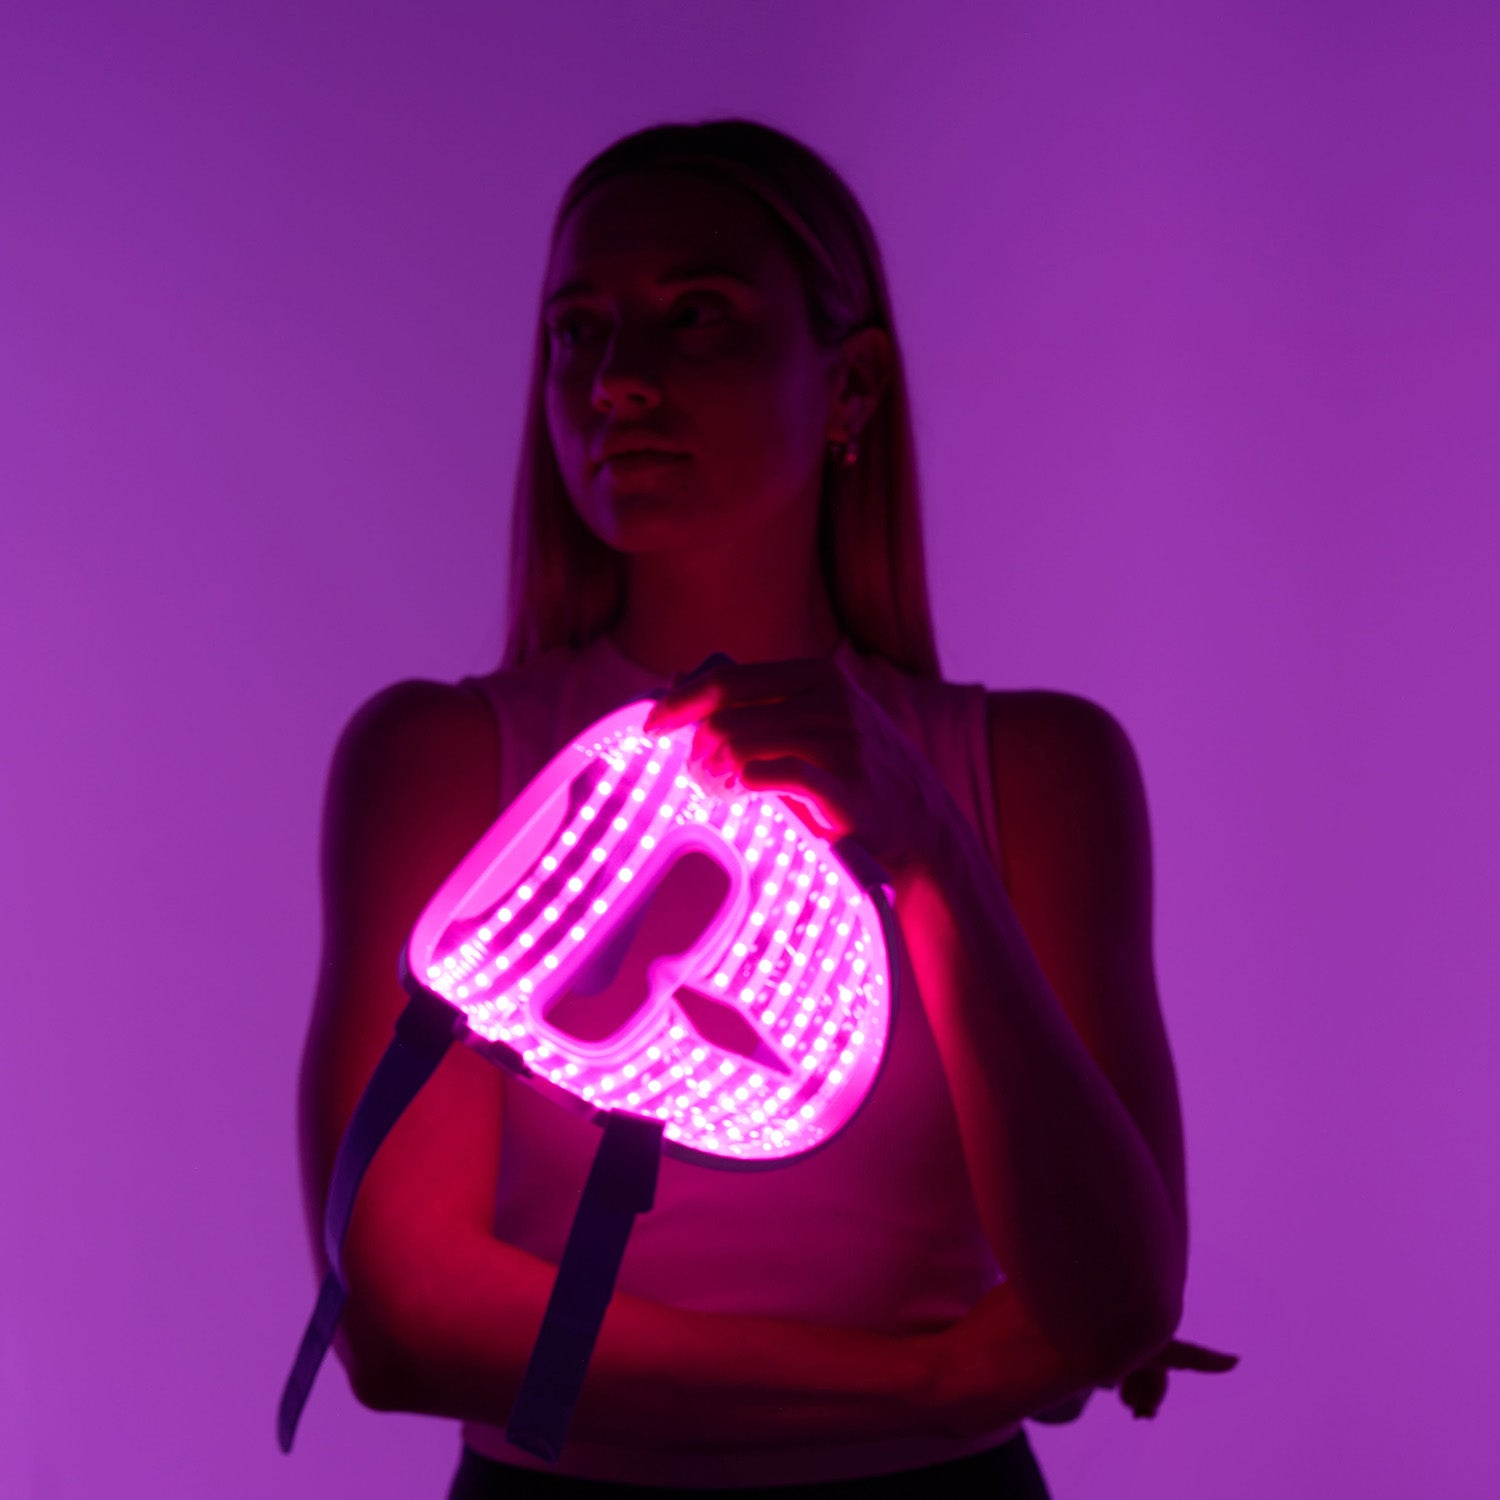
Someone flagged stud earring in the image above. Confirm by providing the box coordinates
[827,434,859,468]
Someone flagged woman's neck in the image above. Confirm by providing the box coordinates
[610,540,842,679]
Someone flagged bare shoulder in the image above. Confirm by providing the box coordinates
[985,689,1145,811]
[301,678,506,1282]
[330,678,498,808]
[984,689,1151,896]
[319,679,501,950]
[984,689,1185,1231]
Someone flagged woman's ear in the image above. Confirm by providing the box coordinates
[829,326,893,436]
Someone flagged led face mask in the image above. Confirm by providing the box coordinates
[410,701,893,1161]
[279,676,900,1462]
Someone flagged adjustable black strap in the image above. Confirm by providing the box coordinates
[278,988,463,1453]
[504,1111,664,1463]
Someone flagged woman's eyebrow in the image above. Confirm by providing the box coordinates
[545,263,757,308]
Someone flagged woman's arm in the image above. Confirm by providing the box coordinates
[296,679,1090,1448]
[893,690,1187,1386]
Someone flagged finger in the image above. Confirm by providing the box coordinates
[643,683,720,734]
[646,660,834,732]
[1120,1366,1168,1420]
[695,718,845,777]
[736,756,850,835]
[1159,1339,1240,1373]
[704,701,844,742]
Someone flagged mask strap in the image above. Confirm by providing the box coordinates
[505,1110,664,1462]
[278,988,464,1453]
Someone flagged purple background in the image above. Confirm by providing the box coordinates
[3,3,1497,1495]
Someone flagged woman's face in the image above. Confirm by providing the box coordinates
[543,169,839,558]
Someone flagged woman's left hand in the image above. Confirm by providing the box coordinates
[642,657,948,875]
[1113,1337,1240,1420]
[1030,1337,1240,1425]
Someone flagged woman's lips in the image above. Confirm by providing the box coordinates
[599,450,691,477]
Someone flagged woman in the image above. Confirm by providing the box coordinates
[297,119,1230,1496]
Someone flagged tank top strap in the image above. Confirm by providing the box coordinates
[465,639,1005,889]
[836,647,1007,888]
[461,637,668,812]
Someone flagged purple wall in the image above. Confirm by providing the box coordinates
[3,2,1496,1494]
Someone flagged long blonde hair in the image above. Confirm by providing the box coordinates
[501,119,940,678]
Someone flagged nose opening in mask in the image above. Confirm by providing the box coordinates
[541,847,731,1044]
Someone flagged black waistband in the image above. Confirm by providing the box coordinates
[448,1433,1050,1499]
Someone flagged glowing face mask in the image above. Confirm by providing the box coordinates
[406,699,893,1164]
[281,682,900,1465]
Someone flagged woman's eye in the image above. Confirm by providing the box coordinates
[672,296,728,332]
[548,297,727,352]
[548,312,603,350]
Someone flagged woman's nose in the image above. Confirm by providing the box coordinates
[591,325,663,412]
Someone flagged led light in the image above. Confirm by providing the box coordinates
[403,696,893,1166]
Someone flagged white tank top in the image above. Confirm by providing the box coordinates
[458,635,1022,1485]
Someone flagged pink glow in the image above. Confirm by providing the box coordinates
[405,700,892,1164]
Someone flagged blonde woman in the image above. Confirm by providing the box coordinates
[297,119,1232,1497]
